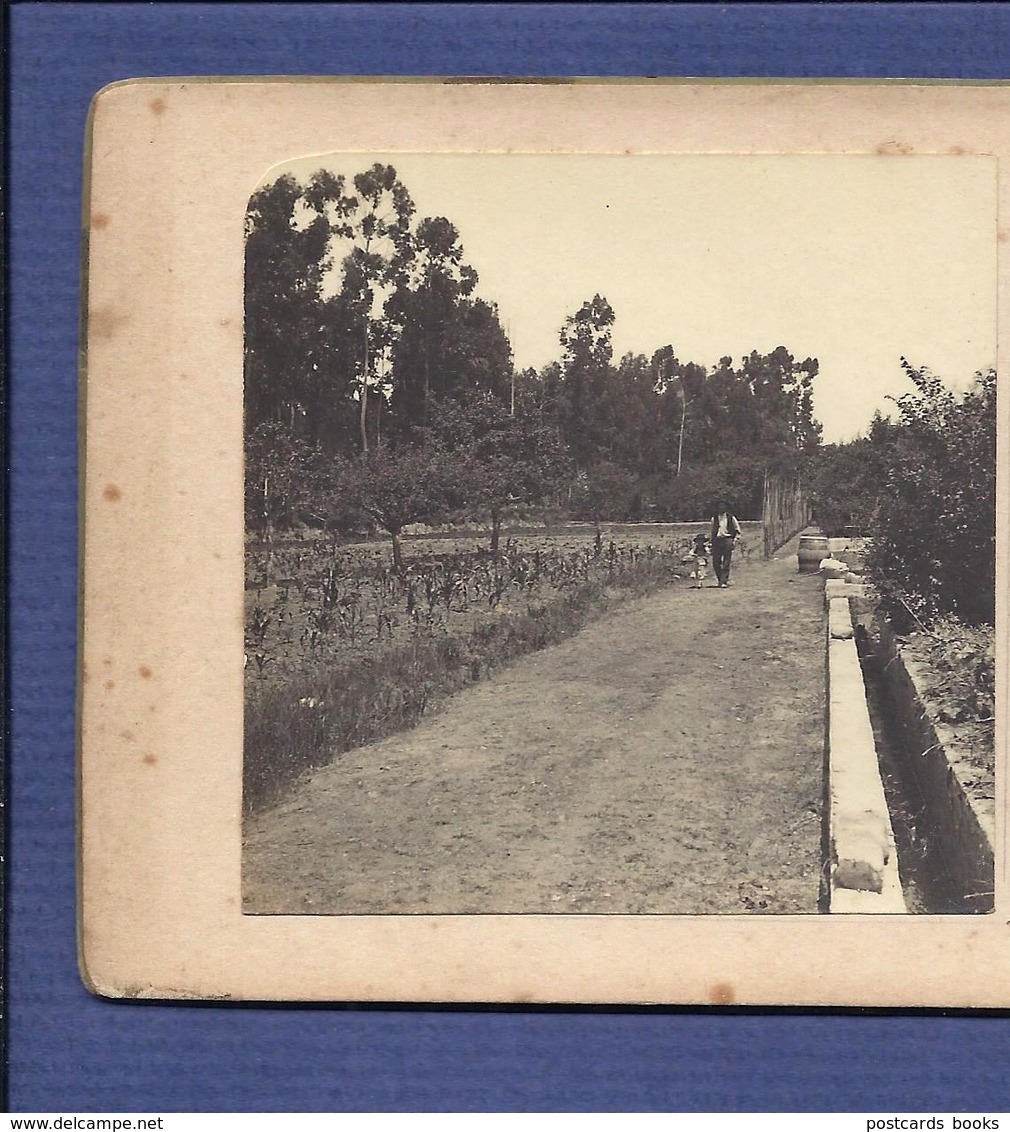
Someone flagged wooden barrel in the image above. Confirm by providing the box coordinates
[797,534,829,572]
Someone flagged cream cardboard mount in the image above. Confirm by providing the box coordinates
[79,79,1007,1004]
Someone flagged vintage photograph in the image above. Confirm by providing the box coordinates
[77,79,1010,1003]
[240,152,997,918]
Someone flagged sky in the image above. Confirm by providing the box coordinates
[270,152,997,444]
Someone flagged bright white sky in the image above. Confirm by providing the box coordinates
[272,153,996,444]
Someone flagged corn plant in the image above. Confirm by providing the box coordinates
[246,605,272,650]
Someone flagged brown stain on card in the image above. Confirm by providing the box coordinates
[876,140,914,155]
[709,981,736,1006]
[149,97,167,116]
[91,212,110,230]
[142,753,158,766]
[139,665,153,680]
[102,484,122,502]
[90,306,129,341]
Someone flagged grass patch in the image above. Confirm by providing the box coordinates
[900,615,995,784]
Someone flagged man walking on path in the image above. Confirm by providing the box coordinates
[710,500,742,587]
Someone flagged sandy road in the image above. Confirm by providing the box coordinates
[243,535,826,915]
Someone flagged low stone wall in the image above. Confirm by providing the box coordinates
[869,621,994,913]
[824,581,905,914]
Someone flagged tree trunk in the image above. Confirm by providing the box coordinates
[390,528,405,575]
[677,389,687,476]
[423,318,430,429]
[360,323,370,457]
[491,509,502,557]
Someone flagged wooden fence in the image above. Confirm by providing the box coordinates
[762,472,811,557]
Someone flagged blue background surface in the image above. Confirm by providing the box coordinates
[9,2,1010,1113]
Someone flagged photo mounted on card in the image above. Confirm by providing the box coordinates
[79,79,1006,1004]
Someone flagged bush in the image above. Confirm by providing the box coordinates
[867,363,995,626]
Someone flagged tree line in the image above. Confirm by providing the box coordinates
[245,162,995,626]
[245,162,824,553]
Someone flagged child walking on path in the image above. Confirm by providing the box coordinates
[689,531,710,588]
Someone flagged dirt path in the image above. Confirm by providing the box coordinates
[243,535,826,915]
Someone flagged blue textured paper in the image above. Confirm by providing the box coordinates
[9,1,1010,1113]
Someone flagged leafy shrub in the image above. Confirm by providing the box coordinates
[867,363,995,626]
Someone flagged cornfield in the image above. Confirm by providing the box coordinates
[244,524,753,812]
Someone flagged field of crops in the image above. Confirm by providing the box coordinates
[245,523,757,688]
[243,522,758,810]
